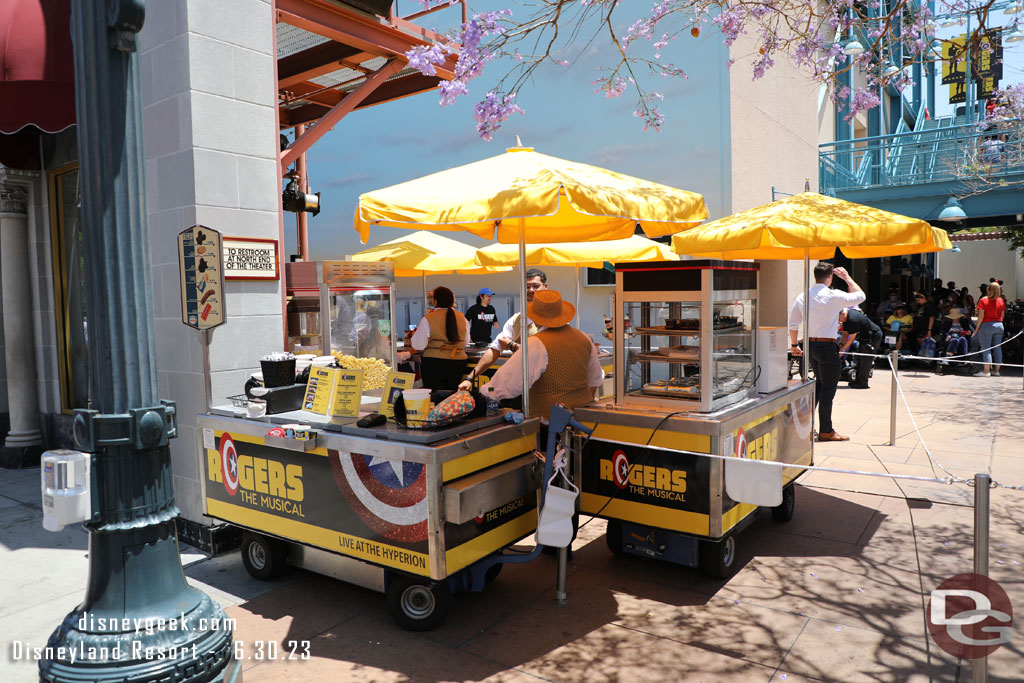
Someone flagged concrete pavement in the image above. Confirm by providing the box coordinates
[2,366,1022,681]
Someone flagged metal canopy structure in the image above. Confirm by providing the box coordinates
[276,0,462,168]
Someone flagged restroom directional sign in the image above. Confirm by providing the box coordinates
[178,224,225,330]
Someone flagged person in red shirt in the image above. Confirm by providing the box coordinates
[975,281,1006,376]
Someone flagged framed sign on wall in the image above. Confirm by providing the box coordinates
[222,237,280,280]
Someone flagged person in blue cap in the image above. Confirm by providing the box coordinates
[465,286,499,344]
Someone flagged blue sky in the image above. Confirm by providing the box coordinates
[293,2,730,260]
[290,3,1024,260]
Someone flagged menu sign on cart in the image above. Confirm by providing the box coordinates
[303,366,364,417]
[178,225,225,330]
[380,370,416,418]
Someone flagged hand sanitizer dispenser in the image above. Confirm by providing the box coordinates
[41,450,91,532]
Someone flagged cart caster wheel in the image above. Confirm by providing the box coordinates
[240,532,289,581]
[484,561,502,585]
[386,575,451,631]
[698,534,738,579]
[605,520,626,556]
[772,485,796,522]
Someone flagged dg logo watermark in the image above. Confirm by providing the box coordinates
[927,573,1013,659]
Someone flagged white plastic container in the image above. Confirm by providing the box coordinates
[757,327,789,394]
[41,450,91,532]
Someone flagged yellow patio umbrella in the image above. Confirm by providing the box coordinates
[349,230,509,315]
[355,144,708,415]
[354,145,708,245]
[670,192,950,383]
[474,235,676,269]
[475,235,677,326]
[669,192,951,259]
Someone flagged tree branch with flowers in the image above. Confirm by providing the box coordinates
[404,0,1015,139]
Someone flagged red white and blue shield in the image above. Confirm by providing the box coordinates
[220,434,240,496]
[328,450,427,543]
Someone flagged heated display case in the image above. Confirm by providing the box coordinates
[613,260,759,413]
[285,261,397,366]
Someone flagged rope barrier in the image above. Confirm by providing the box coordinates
[830,328,1024,365]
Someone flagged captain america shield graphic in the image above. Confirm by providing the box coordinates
[220,434,240,496]
[328,450,428,543]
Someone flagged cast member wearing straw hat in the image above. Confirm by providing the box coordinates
[482,289,604,421]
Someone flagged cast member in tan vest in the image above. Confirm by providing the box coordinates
[482,289,603,421]
[410,286,470,390]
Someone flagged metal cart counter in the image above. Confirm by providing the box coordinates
[197,408,540,629]
[573,379,814,577]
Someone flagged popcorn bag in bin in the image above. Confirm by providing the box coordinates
[424,391,475,428]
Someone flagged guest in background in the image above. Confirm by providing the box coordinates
[975,281,1006,377]
[465,287,500,344]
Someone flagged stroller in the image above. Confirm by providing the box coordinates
[935,321,973,375]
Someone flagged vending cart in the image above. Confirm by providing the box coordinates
[199,408,541,630]
[574,260,814,577]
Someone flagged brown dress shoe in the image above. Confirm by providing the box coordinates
[817,431,850,442]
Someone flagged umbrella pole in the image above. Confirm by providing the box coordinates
[422,272,427,312]
[519,218,530,416]
[802,251,809,381]
[575,265,580,327]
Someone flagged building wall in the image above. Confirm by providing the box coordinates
[938,239,1023,301]
[140,0,283,523]
[728,34,827,328]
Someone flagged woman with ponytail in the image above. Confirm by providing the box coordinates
[410,286,470,390]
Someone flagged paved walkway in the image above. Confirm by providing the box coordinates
[2,367,1022,681]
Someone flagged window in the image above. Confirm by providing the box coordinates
[584,263,616,287]
[48,163,89,411]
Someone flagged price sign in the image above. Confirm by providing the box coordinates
[178,225,225,330]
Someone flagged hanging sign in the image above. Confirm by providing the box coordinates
[178,224,225,330]
[223,237,280,280]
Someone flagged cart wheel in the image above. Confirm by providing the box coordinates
[605,520,626,556]
[240,532,289,581]
[386,575,451,631]
[772,484,796,522]
[484,561,502,585]
[698,534,738,579]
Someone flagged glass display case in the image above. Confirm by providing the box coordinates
[319,261,396,368]
[286,261,323,353]
[613,260,759,412]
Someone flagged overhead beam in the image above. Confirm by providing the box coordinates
[281,58,404,168]
[276,0,457,79]
[278,40,363,88]
[280,71,440,128]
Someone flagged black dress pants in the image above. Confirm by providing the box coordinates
[808,340,841,434]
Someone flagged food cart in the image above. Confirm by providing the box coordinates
[572,260,815,577]
[205,260,552,630]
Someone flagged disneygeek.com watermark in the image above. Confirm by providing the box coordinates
[927,573,1014,660]
[6,613,237,664]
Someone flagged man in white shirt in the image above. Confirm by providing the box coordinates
[458,268,548,394]
[482,289,604,422]
[789,263,866,442]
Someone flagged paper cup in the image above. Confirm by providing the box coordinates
[403,389,432,428]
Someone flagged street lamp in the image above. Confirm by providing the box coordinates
[843,39,866,56]
[938,197,968,221]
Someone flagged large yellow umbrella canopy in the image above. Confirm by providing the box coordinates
[671,192,951,259]
[355,146,708,244]
[349,230,507,275]
[474,235,676,268]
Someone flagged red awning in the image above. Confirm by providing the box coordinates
[0,0,75,135]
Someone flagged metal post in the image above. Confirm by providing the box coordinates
[41,4,237,681]
[889,349,899,446]
[518,217,530,416]
[556,546,568,604]
[295,122,309,261]
[973,473,990,683]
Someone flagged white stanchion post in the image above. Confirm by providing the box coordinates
[973,473,990,683]
[889,350,898,446]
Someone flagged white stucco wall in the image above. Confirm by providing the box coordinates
[728,34,826,328]
[938,239,1023,301]
[141,0,282,523]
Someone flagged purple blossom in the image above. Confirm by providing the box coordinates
[473,92,524,141]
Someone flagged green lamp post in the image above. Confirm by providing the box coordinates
[39,2,239,680]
